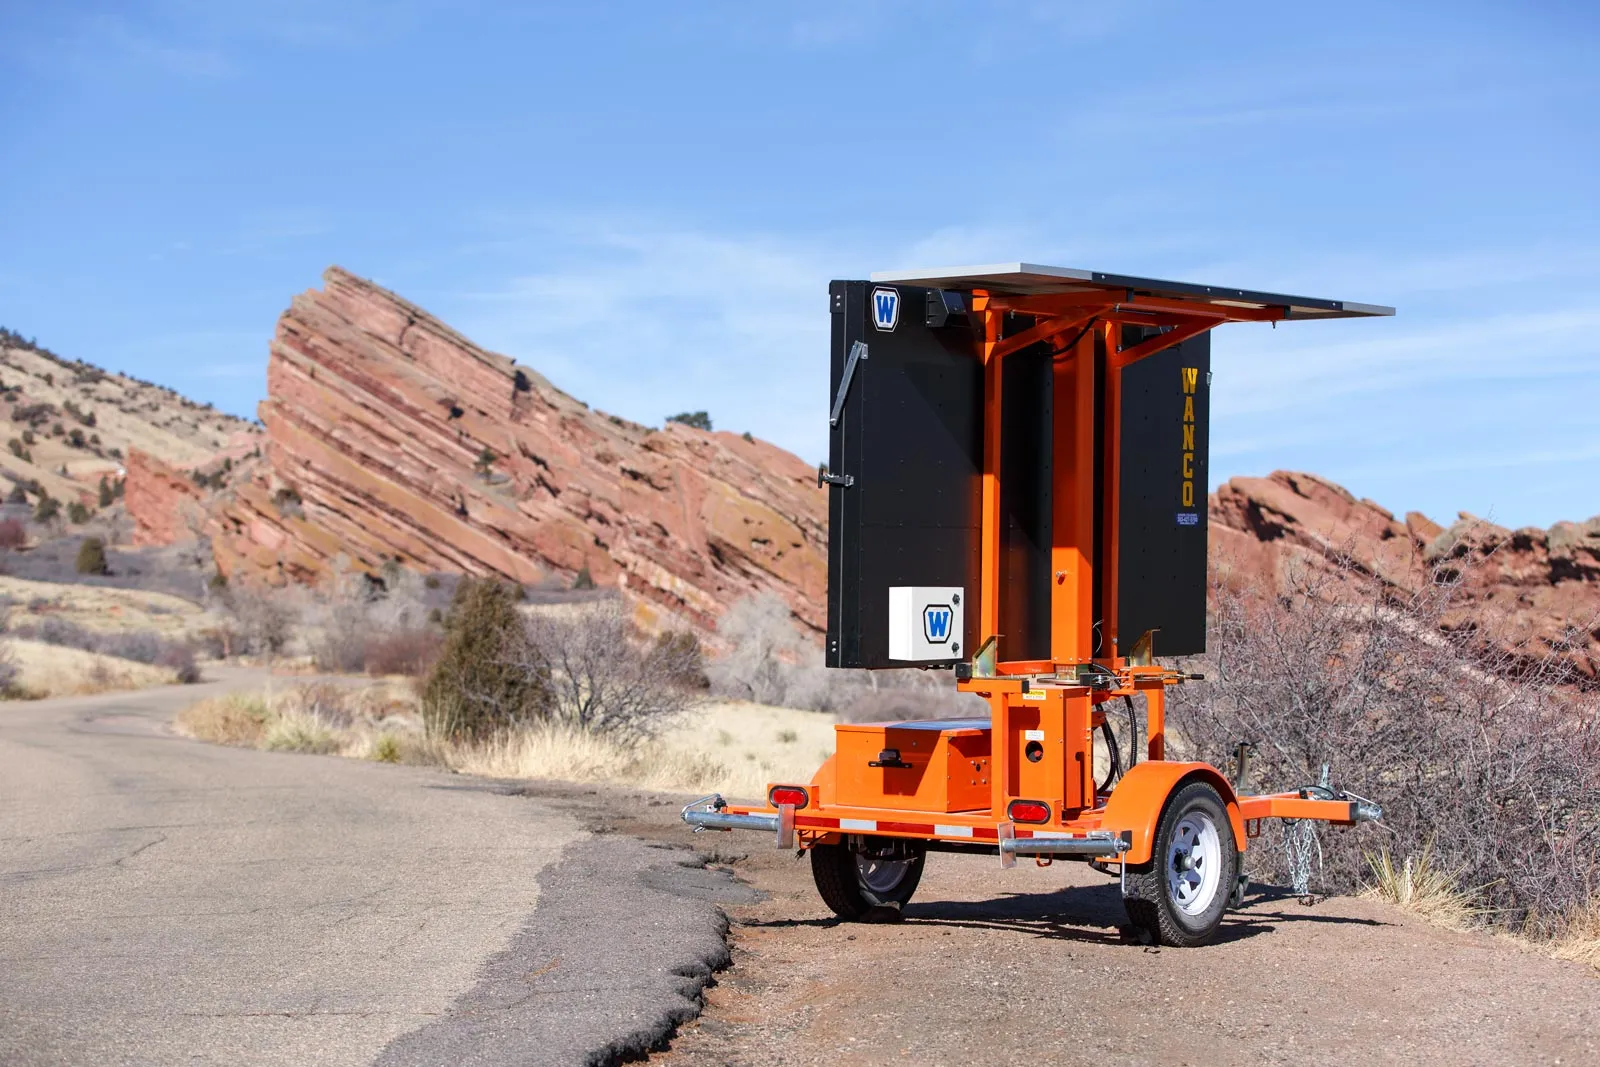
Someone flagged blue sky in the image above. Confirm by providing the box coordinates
[2,1,1596,528]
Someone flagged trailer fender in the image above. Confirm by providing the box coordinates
[1101,762,1245,866]
[808,752,838,807]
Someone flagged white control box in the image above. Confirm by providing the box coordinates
[888,586,965,662]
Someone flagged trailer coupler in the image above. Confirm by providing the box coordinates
[681,793,795,848]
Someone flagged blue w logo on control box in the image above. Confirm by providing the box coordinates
[871,286,899,331]
[922,604,952,643]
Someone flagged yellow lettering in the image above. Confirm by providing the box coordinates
[1182,366,1199,394]
[1182,453,1193,479]
[1182,424,1194,451]
[1183,396,1194,423]
[1182,481,1194,507]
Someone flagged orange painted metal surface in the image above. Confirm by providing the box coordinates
[833,722,991,814]
[1237,793,1357,825]
[1098,761,1245,865]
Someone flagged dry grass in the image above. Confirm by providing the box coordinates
[1551,903,1600,970]
[175,692,273,745]
[1361,845,1483,930]
[174,683,839,801]
[7,638,178,698]
[0,575,208,638]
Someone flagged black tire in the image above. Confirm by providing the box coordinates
[810,837,926,920]
[1123,780,1238,947]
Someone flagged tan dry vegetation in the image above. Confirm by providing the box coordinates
[1360,845,1484,931]
[0,343,257,473]
[176,681,837,801]
[8,639,178,698]
[0,575,209,638]
[1551,904,1600,970]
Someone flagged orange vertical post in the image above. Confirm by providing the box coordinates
[1145,685,1166,762]
[1049,329,1097,665]
[1099,320,1122,664]
[976,293,1002,646]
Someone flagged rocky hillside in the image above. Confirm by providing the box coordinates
[0,327,259,516]
[130,268,828,634]
[112,269,1600,670]
[1212,470,1600,680]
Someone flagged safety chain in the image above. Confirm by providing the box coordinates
[1283,818,1324,902]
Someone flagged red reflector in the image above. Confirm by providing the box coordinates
[1008,799,1050,824]
[769,786,809,810]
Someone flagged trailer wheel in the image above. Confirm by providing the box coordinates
[1123,780,1238,947]
[811,837,926,920]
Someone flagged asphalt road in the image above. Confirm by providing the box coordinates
[0,670,749,1066]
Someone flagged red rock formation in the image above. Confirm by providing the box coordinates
[203,267,828,634]
[131,267,1597,668]
[1211,471,1600,679]
[125,449,206,547]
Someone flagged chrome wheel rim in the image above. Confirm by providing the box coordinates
[1166,810,1223,915]
[856,850,914,894]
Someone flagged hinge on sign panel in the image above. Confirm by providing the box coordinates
[817,464,854,489]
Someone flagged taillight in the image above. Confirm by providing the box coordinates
[1008,799,1050,823]
[769,785,809,810]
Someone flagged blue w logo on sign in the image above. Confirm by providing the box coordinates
[923,604,952,643]
[871,287,899,332]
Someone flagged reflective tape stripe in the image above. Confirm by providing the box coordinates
[839,818,877,832]
[796,816,840,829]
[934,825,974,837]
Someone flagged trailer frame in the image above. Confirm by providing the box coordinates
[686,263,1392,945]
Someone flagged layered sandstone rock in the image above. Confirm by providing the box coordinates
[124,449,207,546]
[1211,471,1600,679]
[193,267,828,633]
[121,268,1598,669]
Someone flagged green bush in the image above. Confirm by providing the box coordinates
[98,477,113,508]
[420,577,549,740]
[67,501,90,524]
[666,410,712,431]
[75,536,108,575]
[33,495,59,523]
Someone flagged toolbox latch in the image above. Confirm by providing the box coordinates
[868,748,913,769]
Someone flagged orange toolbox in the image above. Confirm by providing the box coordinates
[832,719,991,813]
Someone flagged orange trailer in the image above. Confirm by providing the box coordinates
[684,264,1392,946]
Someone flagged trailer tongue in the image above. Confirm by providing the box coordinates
[686,263,1393,947]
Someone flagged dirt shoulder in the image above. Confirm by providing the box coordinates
[636,821,1598,1067]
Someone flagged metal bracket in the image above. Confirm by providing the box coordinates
[817,464,854,489]
[829,340,867,427]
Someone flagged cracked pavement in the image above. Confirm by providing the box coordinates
[0,670,747,1066]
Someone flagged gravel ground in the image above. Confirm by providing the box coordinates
[644,824,1600,1067]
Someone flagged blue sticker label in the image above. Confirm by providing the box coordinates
[1176,512,1199,526]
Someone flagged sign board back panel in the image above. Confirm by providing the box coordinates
[826,281,982,669]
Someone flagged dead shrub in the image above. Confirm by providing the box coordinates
[362,627,442,676]
[157,643,202,684]
[708,592,984,719]
[310,566,444,676]
[520,599,704,742]
[1168,551,1600,940]
[217,585,298,656]
[0,519,25,550]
